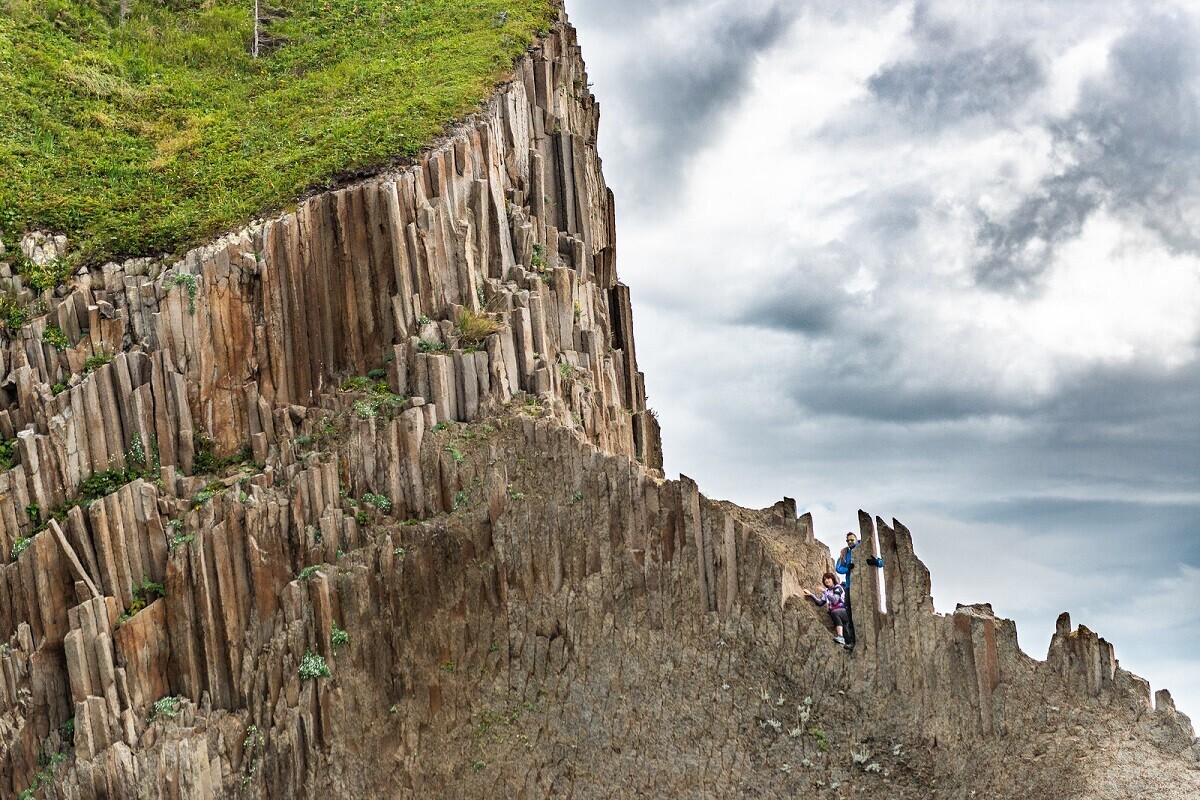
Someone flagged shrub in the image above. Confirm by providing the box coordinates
[80,469,134,501]
[193,433,252,474]
[21,257,72,293]
[0,293,28,331]
[166,273,199,314]
[361,493,392,513]
[133,576,166,605]
[42,326,70,351]
[331,626,349,647]
[297,564,323,580]
[530,242,547,271]
[150,696,181,721]
[0,439,15,471]
[10,537,31,560]
[83,348,113,373]
[299,650,331,680]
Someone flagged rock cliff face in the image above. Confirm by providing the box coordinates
[0,10,1196,799]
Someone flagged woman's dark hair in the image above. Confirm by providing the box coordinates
[822,572,836,583]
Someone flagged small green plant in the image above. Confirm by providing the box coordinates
[128,433,147,471]
[0,438,16,471]
[531,242,547,271]
[352,391,408,420]
[241,723,265,787]
[507,486,524,501]
[341,376,373,391]
[299,650,331,680]
[50,382,67,395]
[133,576,166,605]
[431,421,449,432]
[417,338,446,354]
[80,469,132,501]
[297,564,323,581]
[10,537,31,560]
[83,346,113,373]
[366,368,387,380]
[472,760,486,772]
[191,486,221,508]
[446,445,463,464]
[393,547,406,556]
[453,490,468,510]
[440,660,456,673]
[42,326,70,351]
[25,503,41,526]
[417,315,432,326]
[193,433,252,474]
[21,257,72,293]
[361,493,392,513]
[166,273,199,315]
[168,521,195,550]
[809,726,829,751]
[331,625,349,647]
[150,696,182,721]
[355,510,369,525]
[0,292,28,331]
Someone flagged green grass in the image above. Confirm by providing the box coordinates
[0,0,556,264]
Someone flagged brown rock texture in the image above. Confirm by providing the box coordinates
[0,10,1196,799]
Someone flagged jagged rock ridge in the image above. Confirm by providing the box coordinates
[0,9,1196,799]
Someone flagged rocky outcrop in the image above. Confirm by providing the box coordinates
[0,9,1195,799]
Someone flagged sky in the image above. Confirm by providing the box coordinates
[567,0,1200,723]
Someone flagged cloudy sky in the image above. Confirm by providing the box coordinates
[567,0,1200,721]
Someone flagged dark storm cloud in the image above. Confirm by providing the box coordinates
[738,184,930,336]
[735,244,860,336]
[791,376,1026,423]
[868,41,1045,125]
[962,496,1200,551]
[975,12,1200,291]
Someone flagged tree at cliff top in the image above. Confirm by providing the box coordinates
[0,0,555,264]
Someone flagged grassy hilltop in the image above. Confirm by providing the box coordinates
[0,0,555,264]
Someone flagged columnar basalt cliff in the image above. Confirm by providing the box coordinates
[0,10,1196,799]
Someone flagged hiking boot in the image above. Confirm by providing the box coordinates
[833,636,845,645]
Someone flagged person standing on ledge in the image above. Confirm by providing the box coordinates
[835,531,883,649]
[804,572,850,645]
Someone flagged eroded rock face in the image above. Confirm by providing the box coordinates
[0,11,1195,800]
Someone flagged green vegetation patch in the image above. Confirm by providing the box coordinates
[0,0,556,263]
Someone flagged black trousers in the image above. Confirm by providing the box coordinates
[843,589,857,646]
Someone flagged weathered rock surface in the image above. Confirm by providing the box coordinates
[0,9,1195,799]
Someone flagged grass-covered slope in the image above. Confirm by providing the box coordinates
[0,0,555,264]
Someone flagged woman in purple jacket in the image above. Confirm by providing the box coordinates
[804,572,850,645]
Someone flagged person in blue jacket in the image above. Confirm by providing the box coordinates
[834,531,883,649]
